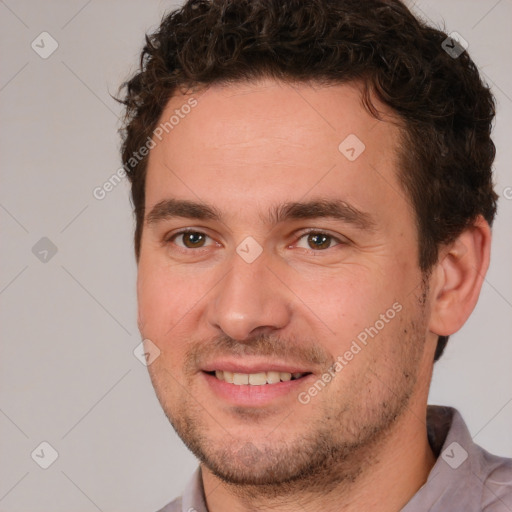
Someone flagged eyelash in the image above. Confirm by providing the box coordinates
[165,228,347,254]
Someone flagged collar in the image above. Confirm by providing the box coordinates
[179,405,511,512]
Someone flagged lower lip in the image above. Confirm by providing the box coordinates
[202,371,314,407]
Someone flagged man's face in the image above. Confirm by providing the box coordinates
[137,79,436,486]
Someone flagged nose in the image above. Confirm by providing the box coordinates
[206,247,292,342]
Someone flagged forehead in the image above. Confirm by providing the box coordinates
[144,78,409,229]
[157,79,397,153]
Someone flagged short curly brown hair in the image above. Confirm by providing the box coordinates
[116,0,498,361]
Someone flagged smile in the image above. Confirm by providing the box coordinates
[208,370,310,385]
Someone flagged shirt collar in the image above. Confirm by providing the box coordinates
[180,405,494,512]
[402,405,494,511]
[181,464,208,512]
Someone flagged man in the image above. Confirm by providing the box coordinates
[117,0,512,510]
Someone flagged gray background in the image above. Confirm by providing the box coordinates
[0,0,511,511]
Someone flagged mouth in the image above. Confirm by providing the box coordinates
[204,370,312,385]
[201,368,315,407]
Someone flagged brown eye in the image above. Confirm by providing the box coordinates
[172,231,209,249]
[307,233,332,250]
[296,232,341,251]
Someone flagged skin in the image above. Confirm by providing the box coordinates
[137,78,491,511]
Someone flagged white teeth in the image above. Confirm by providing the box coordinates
[248,372,267,385]
[233,373,249,385]
[212,370,307,385]
[266,371,281,384]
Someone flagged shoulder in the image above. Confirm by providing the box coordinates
[154,465,205,512]
[479,448,512,511]
[154,496,182,512]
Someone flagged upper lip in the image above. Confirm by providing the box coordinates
[201,359,314,375]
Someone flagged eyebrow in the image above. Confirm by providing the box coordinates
[146,197,376,232]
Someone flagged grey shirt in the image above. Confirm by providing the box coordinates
[156,405,512,512]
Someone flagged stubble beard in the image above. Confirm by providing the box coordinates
[147,298,429,501]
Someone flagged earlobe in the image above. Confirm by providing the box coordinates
[428,215,491,337]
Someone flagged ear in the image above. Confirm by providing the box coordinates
[428,215,492,336]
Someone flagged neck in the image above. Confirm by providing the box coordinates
[201,406,436,512]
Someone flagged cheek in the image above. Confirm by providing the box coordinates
[306,266,394,334]
[137,265,191,379]
[137,257,211,340]
[137,259,181,336]
[307,270,413,372]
